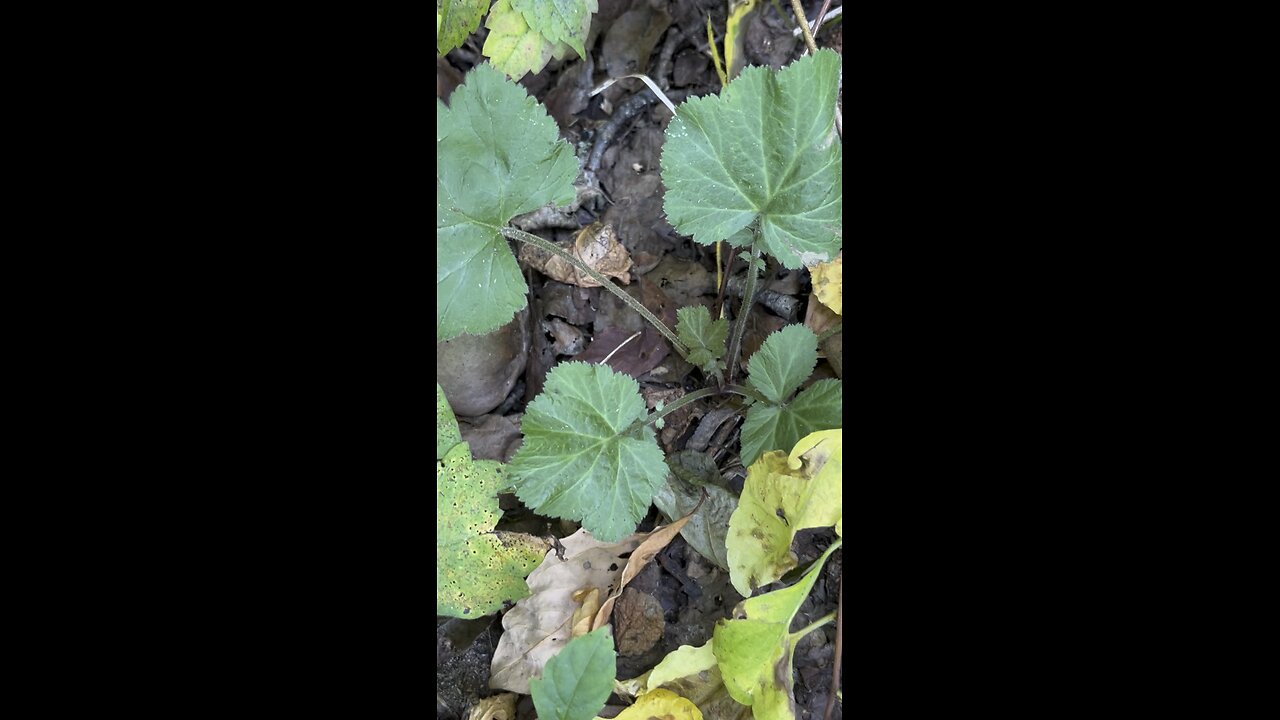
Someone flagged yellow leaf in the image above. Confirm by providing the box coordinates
[810,251,842,315]
[615,689,703,720]
[724,0,758,80]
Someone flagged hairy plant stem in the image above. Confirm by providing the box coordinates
[790,0,820,55]
[723,383,768,404]
[725,236,762,383]
[501,226,690,358]
[792,610,837,639]
[643,387,719,428]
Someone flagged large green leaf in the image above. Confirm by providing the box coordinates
[509,362,666,542]
[436,62,579,340]
[675,306,728,375]
[530,626,616,720]
[510,0,596,58]
[713,542,839,719]
[437,442,551,617]
[726,430,843,596]
[739,378,841,467]
[661,49,841,269]
[437,0,488,56]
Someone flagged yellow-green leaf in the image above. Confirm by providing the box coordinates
[727,429,842,596]
[510,0,597,59]
[810,251,842,315]
[713,542,839,719]
[620,640,751,720]
[615,689,703,720]
[483,0,557,79]
[437,442,551,617]
[437,0,488,56]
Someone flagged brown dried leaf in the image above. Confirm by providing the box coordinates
[489,529,643,695]
[592,510,699,631]
[519,222,633,288]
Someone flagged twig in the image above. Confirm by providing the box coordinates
[590,74,678,115]
[823,568,843,720]
[789,0,820,55]
[502,226,690,358]
[654,28,682,91]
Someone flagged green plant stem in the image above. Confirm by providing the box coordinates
[792,610,837,640]
[817,323,842,342]
[725,237,762,383]
[790,0,820,55]
[723,383,768,403]
[501,226,690,358]
[644,387,719,428]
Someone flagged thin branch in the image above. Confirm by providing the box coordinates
[790,0,820,55]
[501,226,690,358]
[823,569,843,720]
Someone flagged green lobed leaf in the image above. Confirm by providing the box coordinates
[726,429,843,596]
[437,62,579,340]
[746,324,817,404]
[740,378,841,467]
[437,383,462,461]
[437,442,552,617]
[676,306,728,374]
[437,0,488,56]
[510,0,596,58]
[508,362,667,542]
[713,542,840,718]
[661,49,841,269]
[530,626,617,720]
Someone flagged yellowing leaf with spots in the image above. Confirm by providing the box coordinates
[726,429,842,596]
[810,251,842,315]
[437,442,551,617]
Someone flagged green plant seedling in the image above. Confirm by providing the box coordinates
[739,325,841,466]
[530,626,617,720]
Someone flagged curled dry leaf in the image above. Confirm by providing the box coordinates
[519,222,633,288]
[591,510,698,631]
[489,529,643,694]
[467,692,517,720]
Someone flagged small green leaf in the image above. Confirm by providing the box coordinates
[437,0,488,56]
[483,0,556,78]
[436,62,579,340]
[531,626,616,720]
[509,362,667,542]
[676,306,729,374]
[747,325,817,404]
[661,50,841,269]
[437,443,552,617]
[713,542,839,718]
[726,430,843,596]
[510,0,596,58]
[437,383,462,461]
[740,377,841,467]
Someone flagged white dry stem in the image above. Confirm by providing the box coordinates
[599,331,642,366]
[590,74,678,115]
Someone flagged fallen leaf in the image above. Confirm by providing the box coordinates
[592,512,698,630]
[519,222,633,288]
[615,689,703,720]
[618,641,751,720]
[490,529,643,694]
[809,251,842,315]
[468,693,517,720]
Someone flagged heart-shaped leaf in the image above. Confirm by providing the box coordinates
[437,61,579,340]
[661,50,841,269]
